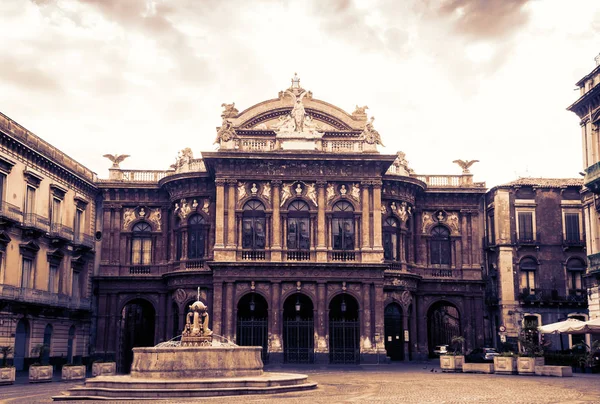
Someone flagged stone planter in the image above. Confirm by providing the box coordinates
[493,356,517,375]
[440,355,464,372]
[29,365,53,383]
[517,357,544,375]
[92,361,116,377]
[0,367,16,385]
[62,365,86,381]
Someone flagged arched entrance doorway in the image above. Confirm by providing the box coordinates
[329,294,360,364]
[14,319,30,370]
[384,303,404,361]
[283,293,314,363]
[427,301,461,356]
[119,299,155,373]
[236,293,268,362]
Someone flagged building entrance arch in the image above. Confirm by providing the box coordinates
[283,293,314,363]
[427,301,461,356]
[119,299,155,373]
[384,303,404,361]
[236,293,269,362]
[329,294,360,364]
[14,319,30,370]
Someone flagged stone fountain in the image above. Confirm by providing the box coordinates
[53,299,316,400]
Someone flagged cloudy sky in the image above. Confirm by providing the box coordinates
[1,0,599,188]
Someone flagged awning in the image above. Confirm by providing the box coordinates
[537,318,586,334]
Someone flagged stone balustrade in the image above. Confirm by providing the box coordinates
[0,285,91,310]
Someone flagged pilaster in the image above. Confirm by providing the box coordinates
[316,181,327,262]
[226,179,237,249]
[271,180,282,261]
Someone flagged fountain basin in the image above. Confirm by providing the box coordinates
[130,346,263,379]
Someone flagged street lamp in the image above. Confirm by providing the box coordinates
[295,296,301,313]
[341,297,347,313]
[249,295,255,312]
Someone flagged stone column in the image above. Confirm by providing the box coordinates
[270,282,283,362]
[316,181,327,261]
[316,283,327,358]
[225,282,234,342]
[361,182,371,250]
[372,181,383,250]
[226,180,237,249]
[212,282,223,337]
[271,181,282,261]
[214,179,226,258]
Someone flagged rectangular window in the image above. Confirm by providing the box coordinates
[24,186,36,216]
[569,271,583,291]
[51,197,61,227]
[74,208,83,241]
[132,238,152,264]
[564,213,580,242]
[0,172,5,205]
[72,270,80,299]
[487,212,495,244]
[21,258,32,288]
[518,212,534,241]
[48,264,58,293]
[520,270,536,293]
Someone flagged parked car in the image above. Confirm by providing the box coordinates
[465,348,499,363]
[433,345,455,356]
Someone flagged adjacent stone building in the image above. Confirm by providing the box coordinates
[484,178,588,351]
[568,55,600,320]
[0,112,97,370]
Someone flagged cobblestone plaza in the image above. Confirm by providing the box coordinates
[1,363,599,403]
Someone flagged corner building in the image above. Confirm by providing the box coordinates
[93,77,487,370]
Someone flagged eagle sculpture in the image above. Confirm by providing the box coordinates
[103,154,130,168]
[452,159,479,174]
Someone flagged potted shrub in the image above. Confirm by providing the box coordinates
[575,340,600,374]
[440,336,465,372]
[0,346,16,385]
[517,324,545,375]
[494,351,517,374]
[29,344,53,383]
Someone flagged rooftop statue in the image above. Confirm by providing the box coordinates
[361,116,383,146]
[221,102,238,119]
[452,159,479,174]
[103,153,130,168]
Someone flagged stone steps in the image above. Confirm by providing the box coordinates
[52,372,317,400]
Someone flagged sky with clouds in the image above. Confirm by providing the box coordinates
[1,0,599,188]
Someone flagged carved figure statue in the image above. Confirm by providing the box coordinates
[183,301,213,338]
[353,105,369,115]
[291,97,306,132]
[202,199,210,214]
[122,208,136,230]
[139,207,146,217]
[103,153,130,168]
[340,185,347,196]
[422,211,433,233]
[214,119,236,144]
[448,212,459,233]
[381,205,387,214]
[221,102,239,118]
[192,199,199,210]
[326,183,335,202]
[178,199,191,220]
[362,116,384,146]
[351,183,360,201]
[295,183,303,195]
[452,159,479,174]
[307,183,317,207]
[280,183,292,207]
[238,182,247,200]
[251,183,258,195]
[148,208,162,231]
[262,182,271,202]
[398,202,408,223]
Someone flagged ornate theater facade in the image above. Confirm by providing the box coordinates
[94,76,487,370]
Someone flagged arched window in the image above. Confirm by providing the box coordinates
[242,200,266,250]
[430,226,450,265]
[566,258,585,296]
[519,257,537,294]
[188,214,207,259]
[332,201,355,251]
[288,200,310,250]
[383,217,400,260]
[131,222,152,265]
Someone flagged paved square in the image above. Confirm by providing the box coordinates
[1,363,599,403]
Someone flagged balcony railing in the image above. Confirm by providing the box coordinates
[241,250,266,260]
[73,233,95,249]
[562,234,585,248]
[515,232,540,246]
[425,268,454,278]
[184,259,206,270]
[129,265,153,274]
[286,250,311,261]
[0,285,91,310]
[584,161,600,193]
[0,201,22,223]
[329,250,356,262]
[410,174,486,188]
[588,252,600,274]
[22,213,49,232]
[49,223,74,241]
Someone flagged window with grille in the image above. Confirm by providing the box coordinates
[564,213,580,242]
[131,222,152,264]
[518,211,534,241]
[288,200,310,250]
[430,226,450,265]
[242,200,266,249]
[566,258,585,294]
[332,201,355,251]
[519,257,537,293]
